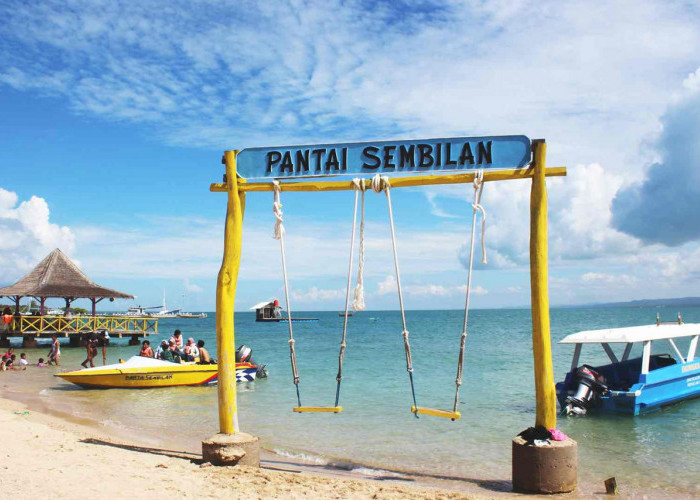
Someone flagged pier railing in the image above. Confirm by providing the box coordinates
[4,315,158,337]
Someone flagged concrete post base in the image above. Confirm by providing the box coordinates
[512,436,577,493]
[202,432,259,467]
[0,336,10,348]
[22,336,38,349]
[128,335,140,346]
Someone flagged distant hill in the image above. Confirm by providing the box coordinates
[576,297,700,309]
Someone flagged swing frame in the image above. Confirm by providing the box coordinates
[210,140,564,434]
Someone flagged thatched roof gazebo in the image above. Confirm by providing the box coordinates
[0,248,133,315]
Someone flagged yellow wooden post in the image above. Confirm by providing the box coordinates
[529,139,557,429]
[216,150,246,434]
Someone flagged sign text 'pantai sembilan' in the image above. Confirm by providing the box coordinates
[235,135,532,179]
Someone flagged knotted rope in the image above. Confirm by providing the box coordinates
[371,173,419,416]
[352,178,367,312]
[272,180,301,407]
[334,179,364,406]
[452,170,488,414]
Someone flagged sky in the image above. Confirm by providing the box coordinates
[1,0,700,312]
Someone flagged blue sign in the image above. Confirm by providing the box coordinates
[235,135,531,179]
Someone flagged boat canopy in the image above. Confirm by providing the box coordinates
[559,323,700,344]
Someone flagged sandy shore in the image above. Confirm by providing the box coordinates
[0,396,488,499]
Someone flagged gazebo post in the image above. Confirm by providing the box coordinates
[91,298,96,316]
[40,297,45,316]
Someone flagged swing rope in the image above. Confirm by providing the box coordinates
[334,178,364,407]
[452,169,487,416]
[371,174,419,417]
[272,180,302,408]
[352,179,367,312]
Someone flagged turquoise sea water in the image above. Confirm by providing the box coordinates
[3,305,700,494]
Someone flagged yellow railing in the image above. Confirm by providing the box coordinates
[7,315,158,336]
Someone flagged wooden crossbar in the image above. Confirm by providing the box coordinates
[411,406,461,420]
[293,406,343,413]
[210,167,566,193]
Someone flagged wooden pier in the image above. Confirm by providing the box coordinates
[1,315,158,348]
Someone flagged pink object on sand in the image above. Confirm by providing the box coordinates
[548,428,568,441]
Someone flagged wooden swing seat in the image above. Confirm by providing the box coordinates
[293,406,343,413]
[411,406,461,420]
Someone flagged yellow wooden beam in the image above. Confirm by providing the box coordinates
[529,140,557,429]
[210,166,566,193]
[216,150,245,434]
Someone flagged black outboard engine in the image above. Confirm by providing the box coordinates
[235,345,268,378]
[564,365,608,415]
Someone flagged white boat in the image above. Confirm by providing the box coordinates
[556,317,700,416]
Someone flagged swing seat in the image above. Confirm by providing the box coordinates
[293,406,343,413]
[411,406,461,420]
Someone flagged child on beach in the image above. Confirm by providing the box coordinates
[19,353,28,367]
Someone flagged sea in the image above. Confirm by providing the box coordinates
[2,305,699,495]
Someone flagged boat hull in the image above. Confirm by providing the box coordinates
[557,359,700,416]
[56,362,257,389]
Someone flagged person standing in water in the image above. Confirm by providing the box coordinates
[48,334,60,366]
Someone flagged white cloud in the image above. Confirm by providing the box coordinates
[291,286,344,302]
[183,279,202,293]
[682,66,700,92]
[0,187,75,284]
[375,275,487,297]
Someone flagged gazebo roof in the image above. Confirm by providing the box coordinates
[0,249,134,300]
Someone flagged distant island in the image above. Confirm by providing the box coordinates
[572,296,700,309]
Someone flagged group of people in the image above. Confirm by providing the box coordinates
[139,329,214,364]
[1,347,49,370]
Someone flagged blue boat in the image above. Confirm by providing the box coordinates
[556,319,700,416]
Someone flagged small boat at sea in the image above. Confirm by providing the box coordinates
[177,312,208,318]
[338,311,354,317]
[56,356,260,388]
[556,317,700,416]
[251,300,318,322]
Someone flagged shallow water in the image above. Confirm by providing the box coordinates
[2,305,699,494]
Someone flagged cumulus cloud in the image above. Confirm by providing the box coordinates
[612,82,700,245]
[375,275,487,297]
[183,278,202,293]
[291,287,344,302]
[0,187,75,284]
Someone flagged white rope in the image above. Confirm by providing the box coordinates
[452,169,487,413]
[335,181,362,398]
[371,174,419,413]
[272,181,300,392]
[273,180,285,240]
[352,178,366,311]
[472,170,487,265]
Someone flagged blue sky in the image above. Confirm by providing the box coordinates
[1,0,700,312]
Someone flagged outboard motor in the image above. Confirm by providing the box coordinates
[236,345,253,363]
[563,365,608,415]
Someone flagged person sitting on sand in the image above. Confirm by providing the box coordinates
[48,334,60,366]
[197,340,212,364]
[183,337,199,362]
[160,339,181,363]
[36,358,47,367]
[154,339,168,359]
[19,353,28,367]
[139,340,154,358]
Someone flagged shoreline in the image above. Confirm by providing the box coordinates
[0,394,507,499]
[1,367,697,499]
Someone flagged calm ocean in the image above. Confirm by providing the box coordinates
[5,305,700,494]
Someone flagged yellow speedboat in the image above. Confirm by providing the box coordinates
[56,356,259,388]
